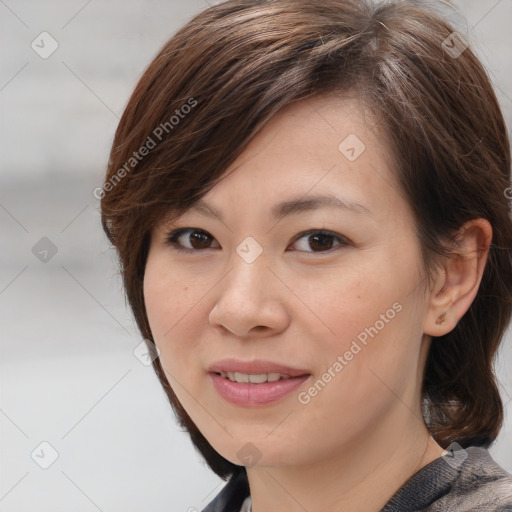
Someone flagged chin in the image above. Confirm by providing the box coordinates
[209,433,307,469]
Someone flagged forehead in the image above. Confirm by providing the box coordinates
[205,93,404,214]
[227,94,393,179]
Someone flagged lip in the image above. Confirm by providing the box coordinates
[207,358,310,377]
[207,358,311,406]
[209,373,310,406]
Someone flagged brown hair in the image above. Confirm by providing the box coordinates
[100,0,512,479]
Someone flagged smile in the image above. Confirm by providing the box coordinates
[218,371,292,383]
[209,372,310,406]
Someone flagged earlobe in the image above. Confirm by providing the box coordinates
[424,218,492,337]
[434,311,447,325]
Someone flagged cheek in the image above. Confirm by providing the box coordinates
[304,257,406,347]
[303,249,423,397]
[143,254,201,359]
[143,258,207,410]
[144,262,172,340]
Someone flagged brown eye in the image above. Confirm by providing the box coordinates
[166,228,219,252]
[289,230,350,253]
[165,228,349,255]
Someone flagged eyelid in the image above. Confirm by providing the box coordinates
[165,227,351,254]
[165,228,219,252]
[288,229,351,250]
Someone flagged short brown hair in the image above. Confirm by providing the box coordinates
[101,0,512,479]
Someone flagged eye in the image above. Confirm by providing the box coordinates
[288,229,350,253]
[165,228,220,253]
[165,228,350,254]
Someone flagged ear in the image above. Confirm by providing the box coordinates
[424,218,492,336]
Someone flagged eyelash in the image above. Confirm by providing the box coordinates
[164,228,351,255]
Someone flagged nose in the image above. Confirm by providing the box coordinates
[208,251,290,338]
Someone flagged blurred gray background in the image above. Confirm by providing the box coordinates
[1,1,511,511]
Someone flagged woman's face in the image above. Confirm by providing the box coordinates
[144,94,435,469]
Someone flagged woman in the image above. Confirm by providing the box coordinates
[99,0,512,510]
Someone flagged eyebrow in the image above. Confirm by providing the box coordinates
[187,194,371,222]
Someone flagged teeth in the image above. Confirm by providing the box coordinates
[234,372,249,383]
[249,373,268,384]
[220,371,292,383]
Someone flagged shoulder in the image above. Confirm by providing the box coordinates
[447,446,512,511]
[382,446,512,512]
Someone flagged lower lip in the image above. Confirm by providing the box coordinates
[209,373,310,406]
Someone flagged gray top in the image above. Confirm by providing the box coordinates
[202,446,512,511]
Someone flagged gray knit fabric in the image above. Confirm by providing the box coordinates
[381,446,512,511]
[202,446,512,511]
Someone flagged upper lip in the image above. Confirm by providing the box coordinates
[207,358,310,377]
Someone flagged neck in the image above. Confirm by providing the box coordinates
[246,410,445,512]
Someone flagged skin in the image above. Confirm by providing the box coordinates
[144,94,492,512]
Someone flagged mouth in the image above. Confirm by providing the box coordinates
[215,371,296,383]
[207,358,310,377]
[207,359,311,406]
